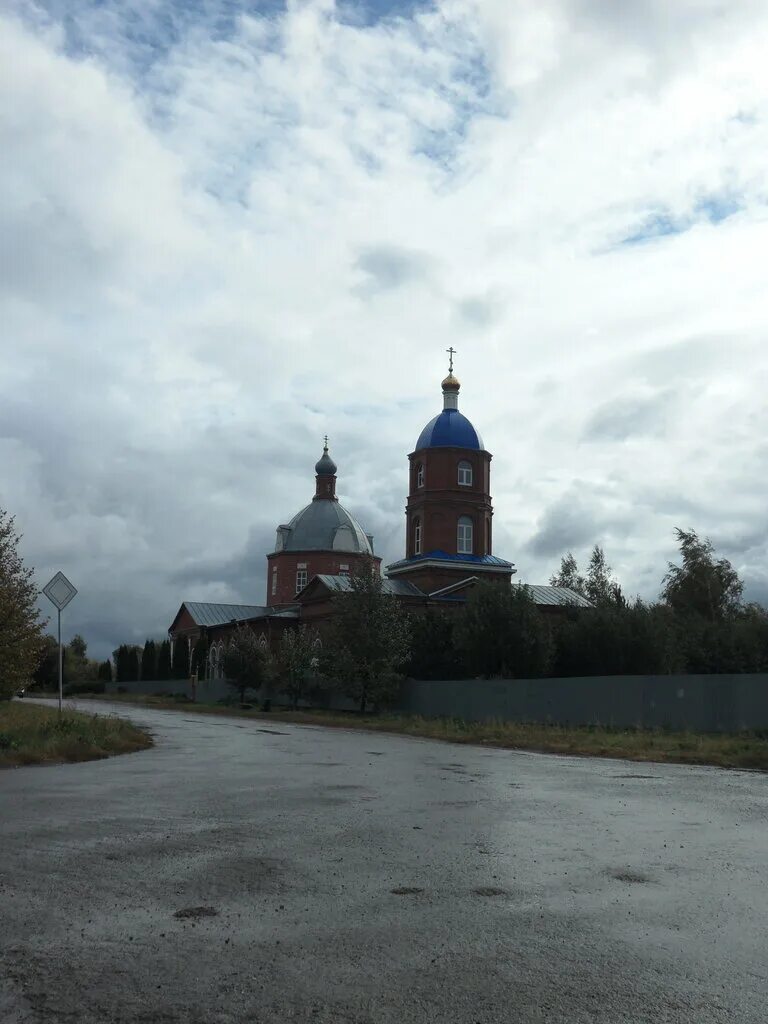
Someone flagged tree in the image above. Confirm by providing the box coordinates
[407,610,465,680]
[322,557,411,712]
[126,646,140,681]
[140,639,157,680]
[223,625,270,703]
[455,582,552,678]
[0,509,46,699]
[661,528,743,621]
[69,634,87,658]
[552,600,684,677]
[156,639,172,680]
[97,659,113,682]
[112,644,141,682]
[584,546,624,607]
[171,638,190,680]
[549,552,586,596]
[32,635,60,691]
[275,626,318,709]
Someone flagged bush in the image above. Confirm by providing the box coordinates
[63,681,106,696]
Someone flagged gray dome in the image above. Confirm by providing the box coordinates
[315,449,337,476]
[275,500,373,554]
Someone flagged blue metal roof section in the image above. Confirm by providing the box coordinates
[386,551,514,571]
[415,409,483,451]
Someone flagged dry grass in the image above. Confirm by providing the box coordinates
[0,701,153,767]
[72,692,768,771]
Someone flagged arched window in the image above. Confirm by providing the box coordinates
[416,463,424,488]
[414,517,422,555]
[457,515,473,554]
[458,460,472,486]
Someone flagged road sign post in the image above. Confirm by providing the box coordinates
[42,572,78,713]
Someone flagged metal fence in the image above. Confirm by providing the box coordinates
[103,673,768,732]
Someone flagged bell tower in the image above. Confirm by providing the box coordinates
[385,354,515,593]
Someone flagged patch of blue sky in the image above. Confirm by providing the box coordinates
[618,192,743,248]
[28,1,283,78]
[695,193,743,224]
[336,0,433,27]
[412,55,502,174]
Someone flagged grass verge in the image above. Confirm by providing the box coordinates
[0,701,153,768]
[64,692,768,771]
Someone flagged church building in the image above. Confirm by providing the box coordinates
[168,357,591,673]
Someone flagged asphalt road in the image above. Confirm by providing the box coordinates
[1,701,767,1024]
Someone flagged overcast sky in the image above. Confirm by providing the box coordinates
[4,0,768,658]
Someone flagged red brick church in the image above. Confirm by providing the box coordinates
[168,358,589,675]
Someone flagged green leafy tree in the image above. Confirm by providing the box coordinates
[553,600,684,677]
[32,635,60,691]
[322,557,411,713]
[140,639,157,680]
[0,509,46,699]
[661,528,743,621]
[549,552,586,596]
[65,635,99,685]
[276,626,318,709]
[456,582,553,679]
[69,634,87,658]
[156,639,172,680]
[584,546,624,607]
[407,610,465,680]
[223,625,270,703]
[97,659,113,682]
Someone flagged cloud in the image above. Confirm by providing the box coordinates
[582,390,673,442]
[353,244,433,294]
[3,0,768,655]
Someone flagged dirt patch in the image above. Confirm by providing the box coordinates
[173,906,218,919]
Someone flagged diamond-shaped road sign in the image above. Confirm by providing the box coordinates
[42,572,78,611]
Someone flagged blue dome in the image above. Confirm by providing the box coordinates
[415,409,483,451]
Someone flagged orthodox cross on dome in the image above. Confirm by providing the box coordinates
[446,346,457,374]
[323,434,329,450]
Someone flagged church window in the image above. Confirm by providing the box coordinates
[416,463,424,488]
[458,460,472,486]
[271,573,277,596]
[295,569,308,593]
[457,516,473,554]
[414,517,422,554]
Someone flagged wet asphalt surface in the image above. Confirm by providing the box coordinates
[1,701,767,1023]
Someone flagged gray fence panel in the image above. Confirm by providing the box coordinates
[102,673,768,732]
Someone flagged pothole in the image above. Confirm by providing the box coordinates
[390,886,424,895]
[473,886,507,897]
